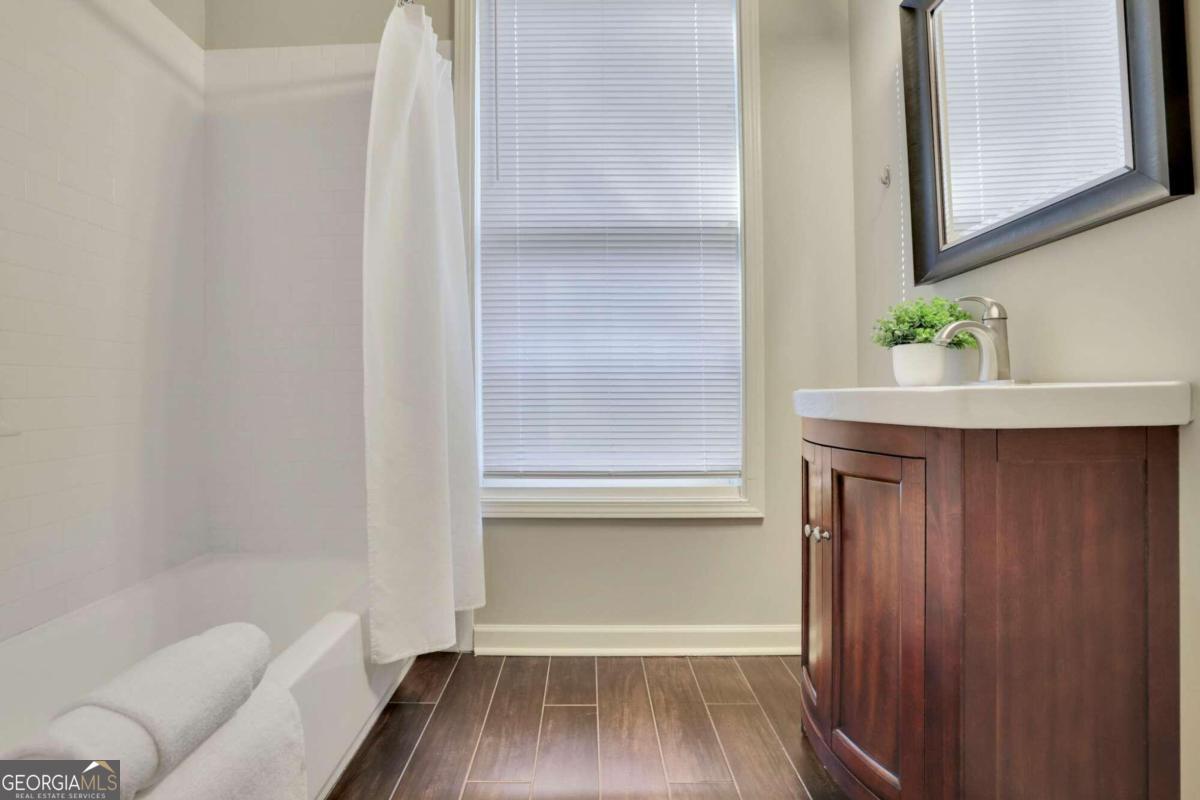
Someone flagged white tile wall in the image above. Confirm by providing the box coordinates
[203,44,379,558]
[0,0,208,640]
[0,8,391,640]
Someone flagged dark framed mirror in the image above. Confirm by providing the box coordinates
[901,0,1193,284]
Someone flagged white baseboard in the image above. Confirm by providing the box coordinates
[473,624,802,656]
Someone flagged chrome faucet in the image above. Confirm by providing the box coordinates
[933,296,1012,383]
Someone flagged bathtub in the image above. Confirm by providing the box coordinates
[0,554,410,800]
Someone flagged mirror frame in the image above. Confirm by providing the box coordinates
[901,0,1194,284]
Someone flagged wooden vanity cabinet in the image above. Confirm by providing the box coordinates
[799,419,1180,800]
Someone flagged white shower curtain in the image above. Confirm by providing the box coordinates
[362,4,485,664]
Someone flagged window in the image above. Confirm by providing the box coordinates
[474,0,760,518]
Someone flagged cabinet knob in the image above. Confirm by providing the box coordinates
[805,525,831,542]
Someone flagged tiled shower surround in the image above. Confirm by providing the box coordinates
[0,0,206,639]
[0,0,384,640]
[203,44,378,558]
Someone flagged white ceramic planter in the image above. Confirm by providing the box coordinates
[891,343,949,387]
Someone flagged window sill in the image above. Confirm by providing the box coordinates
[481,486,764,520]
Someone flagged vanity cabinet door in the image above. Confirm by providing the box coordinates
[829,448,925,800]
[800,442,833,744]
[960,428,1171,800]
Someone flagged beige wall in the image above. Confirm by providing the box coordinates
[476,0,858,631]
[151,0,206,47]
[848,1,1199,793]
[205,0,453,49]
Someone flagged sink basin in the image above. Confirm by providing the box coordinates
[792,381,1192,429]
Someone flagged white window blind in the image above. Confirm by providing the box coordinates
[933,0,1132,244]
[477,0,743,480]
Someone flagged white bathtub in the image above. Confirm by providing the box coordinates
[0,554,409,800]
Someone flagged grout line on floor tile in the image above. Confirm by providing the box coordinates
[731,658,815,800]
[641,657,675,800]
[386,652,461,800]
[526,655,553,800]
[688,658,744,800]
[778,656,805,689]
[465,780,533,784]
[430,653,460,704]
[457,655,506,800]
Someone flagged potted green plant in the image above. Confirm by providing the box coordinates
[872,297,977,386]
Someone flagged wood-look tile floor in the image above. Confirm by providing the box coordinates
[328,654,847,800]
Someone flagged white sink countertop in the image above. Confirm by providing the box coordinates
[792,382,1192,430]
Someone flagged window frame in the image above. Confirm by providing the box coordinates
[456,0,765,520]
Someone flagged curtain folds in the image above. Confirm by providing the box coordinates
[362,5,485,665]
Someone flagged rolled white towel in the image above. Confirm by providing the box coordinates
[140,679,306,800]
[3,623,271,797]
[63,621,271,784]
[4,706,157,800]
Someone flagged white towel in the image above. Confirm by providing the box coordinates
[5,705,158,799]
[3,623,270,798]
[140,680,306,800]
[65,622,271,782]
